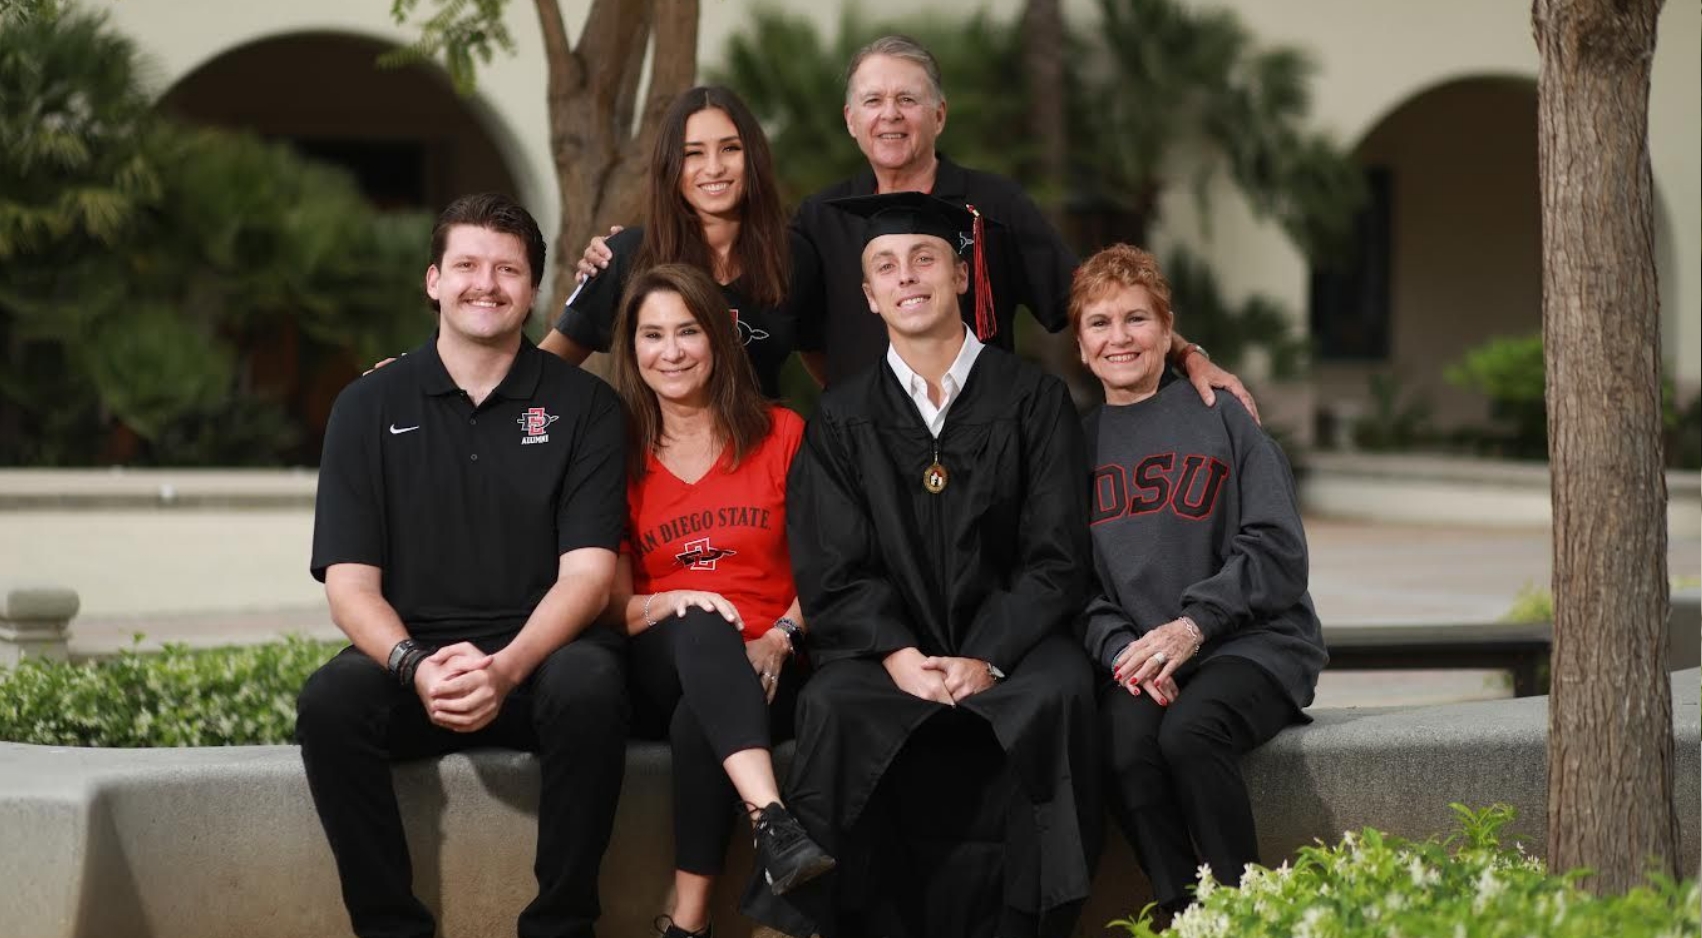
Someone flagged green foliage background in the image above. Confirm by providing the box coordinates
[1444,332,1700,468]
[0,5,432,466]
[0,638,339,747]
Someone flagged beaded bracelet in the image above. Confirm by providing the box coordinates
[642,593,662,629]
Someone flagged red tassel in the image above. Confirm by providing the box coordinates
[967,203,996,342]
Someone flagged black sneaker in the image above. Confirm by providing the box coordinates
[752,802,836,895]
[653,914,712,938]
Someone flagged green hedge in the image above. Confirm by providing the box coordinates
[1112,804,1698,938]
[0,638,340,747]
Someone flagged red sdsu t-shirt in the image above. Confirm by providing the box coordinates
[626,406,803,642]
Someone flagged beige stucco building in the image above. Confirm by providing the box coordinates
[98,0,1700,436]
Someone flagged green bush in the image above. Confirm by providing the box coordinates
[0,5,434,467]
[1445,333,1548,460]
[1500,583,1555,624]
[1351,371,1433,452]
[0,637,339,747]
[1445,333,1698,469]
[1665,391,1701,471]
[1110,804,1698,938]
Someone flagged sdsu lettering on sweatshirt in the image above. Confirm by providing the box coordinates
[1080,377,1328,710]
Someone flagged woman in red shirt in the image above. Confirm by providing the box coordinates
[604,263,831,938]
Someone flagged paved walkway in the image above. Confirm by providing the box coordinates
[3,503,1696,708]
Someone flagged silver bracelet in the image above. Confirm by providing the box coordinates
[642,593,661,629]
[1179,615,1204,650]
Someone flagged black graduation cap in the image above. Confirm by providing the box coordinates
[829,191,999,342]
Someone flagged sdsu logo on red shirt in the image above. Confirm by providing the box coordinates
[518,407,560,445]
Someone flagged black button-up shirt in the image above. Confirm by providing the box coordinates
[311,335,626,642]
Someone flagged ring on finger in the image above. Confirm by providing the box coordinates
[1151,651,1168,666]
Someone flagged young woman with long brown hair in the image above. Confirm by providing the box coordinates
[541,86,797,399]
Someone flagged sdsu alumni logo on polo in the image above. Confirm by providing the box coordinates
[517,407,560,445]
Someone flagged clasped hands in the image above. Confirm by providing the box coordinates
[413,643,516,733]
[1110,617,1201,707]
[883,647,996,706]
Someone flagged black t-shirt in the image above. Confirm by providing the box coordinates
[790,153,1079,387]
[553,226,795,399]
[311,335,627,642]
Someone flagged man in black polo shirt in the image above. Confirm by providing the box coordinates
[792,34,1255,411]
[297,193,628,938]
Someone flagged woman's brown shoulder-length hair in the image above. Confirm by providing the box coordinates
[610,263,772,480]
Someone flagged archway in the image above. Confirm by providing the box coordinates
[159,32,520,210]
[1311,76,1541,438]
[158,32,526,462]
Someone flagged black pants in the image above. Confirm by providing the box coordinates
[1099,655,1296,909]
[296,629,628,938]
[857,710,1024,938]
[628,608,799,875]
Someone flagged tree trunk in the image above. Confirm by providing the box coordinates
[533,0,699,321]
[1534,0,1677,894]
[1016,0,1090,398]
[1020,0,1066,223]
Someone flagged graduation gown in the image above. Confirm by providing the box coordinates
[749,347,1099,937]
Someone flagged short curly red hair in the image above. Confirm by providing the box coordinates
[1068,243,1174,334]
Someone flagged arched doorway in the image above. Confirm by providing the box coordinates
[156,32,526,462]
[1310,76,1541,439]
[159,32,519,210]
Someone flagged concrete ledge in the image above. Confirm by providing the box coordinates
[2,672,1697,938]
[1300,452,1702,531]
[12,457,1697,530]
[0,469,317,510]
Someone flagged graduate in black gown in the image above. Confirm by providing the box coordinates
[745,192,1100,938]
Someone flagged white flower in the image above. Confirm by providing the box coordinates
[1293,905,1329,938]
[1472,867,1504,911]
[1173,907,1230,938]
[1408,856,1440,889]
[1194,863,1218,900]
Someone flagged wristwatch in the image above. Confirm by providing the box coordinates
[985,662,1006,683]
[1181,342,1209,363]
[386,638,429,688]
[773,617,803,656]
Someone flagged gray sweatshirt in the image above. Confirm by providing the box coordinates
[1080,377,1328,710]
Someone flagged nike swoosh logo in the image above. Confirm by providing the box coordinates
[389,424,420,435]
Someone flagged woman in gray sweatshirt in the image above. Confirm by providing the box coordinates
[1070,244,1327,925]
